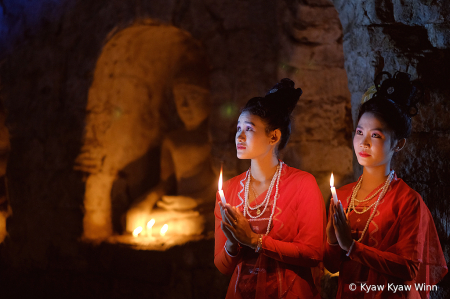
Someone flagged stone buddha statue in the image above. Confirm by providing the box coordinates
[125,74,216,236]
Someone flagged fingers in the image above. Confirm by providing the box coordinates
[219,202,232,224]
[338,201,345,216]
[329,201,335,217]
[222,220,234,232]
[225,204,238,219]
[333,205,345,228]
[337,201,347,222]
[223,210,235,225]
[333,213,340,227]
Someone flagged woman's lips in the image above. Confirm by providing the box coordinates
[237,145,246,150]
[359,151,371,158]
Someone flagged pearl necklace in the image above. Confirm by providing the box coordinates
[354,186,382,203]
[347,170,395,242]
[244,162,281,217]
[244,161,283,236]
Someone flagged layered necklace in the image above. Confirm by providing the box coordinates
[347,170,395,242]
[244,161,283,236]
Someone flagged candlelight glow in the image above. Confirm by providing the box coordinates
[160,224,168,236]
[218,166,223,191]
[218,166,227,205]
[330,172,339,204]
[147,219,155,229]
[132,226,143,237]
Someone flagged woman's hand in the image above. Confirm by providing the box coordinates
[218,202,239,254]
[326,201,338,244]
[221,203,259,249]
[157,195,198,211]
[333,201,354,251]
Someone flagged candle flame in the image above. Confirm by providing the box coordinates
[330,172,335,187]
[132,226,143,237]
[218,166,223,191]
[160,224,168,236]
[147,219,155,229]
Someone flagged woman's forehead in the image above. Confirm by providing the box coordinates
[357,112,386,130]
[238,112,264,126]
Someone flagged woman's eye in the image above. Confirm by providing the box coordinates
[236,127,241,132]
[356,129,362,135]
[246,127,252,131]
[371,133,381,138]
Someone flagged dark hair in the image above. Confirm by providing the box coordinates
[357,71,423,143]
[241,78,302,151]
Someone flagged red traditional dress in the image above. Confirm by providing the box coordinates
[214,163,325,299]
[324,174,448,298]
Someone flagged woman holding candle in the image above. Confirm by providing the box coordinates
[214,78,326,299]
[325,72,448,298]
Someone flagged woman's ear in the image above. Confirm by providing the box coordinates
[269,129,281,145]
[394,138,406,152]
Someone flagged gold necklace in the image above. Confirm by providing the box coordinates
[347,170,395,242]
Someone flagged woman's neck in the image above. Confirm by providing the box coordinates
[250,155,279,183]
[361,163,392,191]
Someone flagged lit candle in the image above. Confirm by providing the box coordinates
[218,166,226,205]
[132,226,143,237]
[160,224,168,237]
[330,173,339,205]
[147,219,155,237]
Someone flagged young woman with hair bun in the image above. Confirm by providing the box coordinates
[214,78,326,299]
[325,72,448,298]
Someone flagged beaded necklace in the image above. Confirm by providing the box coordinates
[244,161,283,236]
[347,170,395,242]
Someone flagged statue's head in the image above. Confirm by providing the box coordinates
[173,82,210,130]
[173,48,210,130]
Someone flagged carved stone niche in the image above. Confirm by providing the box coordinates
[75,22,216,249]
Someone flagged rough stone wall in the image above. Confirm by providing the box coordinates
[332,0,450,297]
[277,0,353,198]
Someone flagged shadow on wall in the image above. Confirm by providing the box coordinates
[74,20,215,241]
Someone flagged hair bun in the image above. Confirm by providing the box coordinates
[374,71,423,117]
[264,78,302,116]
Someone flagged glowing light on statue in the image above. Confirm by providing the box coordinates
[132,226,143,237]
[160,224,168,237]
[218,166,226,205]
[330,173,339,205]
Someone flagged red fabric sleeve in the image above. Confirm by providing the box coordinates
[347,186,446,283]
[260,174,325,268]
[348,241,420,281]
[214,191,243,275]
[323,241,342,274]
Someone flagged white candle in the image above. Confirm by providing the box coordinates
[160,224,168,237]
[330,173,339,205]
[218,167,226,205]
[132,226,143,237]
[147,219,155,237]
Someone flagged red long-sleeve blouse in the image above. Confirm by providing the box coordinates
[214,163,326,299]
[324,175,448,299]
